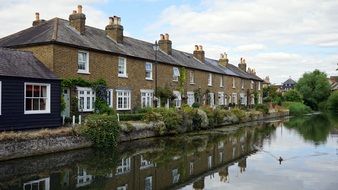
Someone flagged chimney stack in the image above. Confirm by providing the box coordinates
[158,33,172,55]
[105,16,124,43]
[238,57,247,72]
[32,12,45,26]
[69,5,86,35]
[193,45,205,63]
[219,52,229,67]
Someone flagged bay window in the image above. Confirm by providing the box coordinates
[78,51,89,74]
[116,90,131,110]
[77,87,95,112]
[24,83,51,114]
[141,90,153,108]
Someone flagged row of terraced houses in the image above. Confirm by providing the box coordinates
[0,5,263,129]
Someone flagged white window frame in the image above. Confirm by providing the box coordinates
[232,77,236,88]
[173,67,180,81]
[208,155,213,169]
[107,89,113,108]
[77,50,89,74]
[24,83,51,114]
[187,91,195,106]
[208,73,213,86]
[140,155,154,169]
[172,168,180,184]
[23,177,50,190]
[116,157,131,175]
[241,79,244,89]
[141,89,154,108]
[258,82,261,90]
[232,93,237,104]
[189,71,195,84]
[218,92,224,105]
[145,176,153,190]
[145,62,153,80]
[76,167,93,187]
[0,81,2,115]
[251,80,254,89]
[116,90,131,110]
[118,57,128,78]
[77,87,96,112]
[117,185,128,190]
[173,91,182,108]
[220,76,223,87]
[240,93,246,105]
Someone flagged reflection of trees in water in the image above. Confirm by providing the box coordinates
[284,114,335,145]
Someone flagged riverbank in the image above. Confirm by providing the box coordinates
[0,111,288,161]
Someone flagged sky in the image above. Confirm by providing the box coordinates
[0,0,337,84]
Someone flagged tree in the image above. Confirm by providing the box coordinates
[283,89,302,102]
[327,91,338,112]
[296,70,331,110]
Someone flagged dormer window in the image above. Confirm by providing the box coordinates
[77,51,89,74]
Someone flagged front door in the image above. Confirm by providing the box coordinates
[62,88,70,117]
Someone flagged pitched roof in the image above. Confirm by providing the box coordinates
[283,78,297,85]
[0,48,58,80]
[0,18,262,81]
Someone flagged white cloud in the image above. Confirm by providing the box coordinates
[234,44,267,53]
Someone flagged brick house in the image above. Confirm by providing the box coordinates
[0,6,263,116]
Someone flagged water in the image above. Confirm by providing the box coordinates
[0,114,338,190]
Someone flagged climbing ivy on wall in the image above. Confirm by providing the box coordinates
[178,67,187,94]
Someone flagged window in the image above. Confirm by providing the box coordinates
[145,176,153,190]
[251,94,255,105]
[219,152,223,163]
[208,156,213,169]
[173,67,180,81]
[116,157,131,175]
[172,169,180,184]
[78,51,89,74]
[76,167,93,187]
[23,177,50,190]
[187,92,195,106]
[77,87,95,112]
[232,93,237,104]
[0,81,2,115]
[145,62,153,80]
[116,90,131,110]
[251,80,254,89]
[118,57,127,77]
[218,92,224,105]
[241,79,244,89]
[220,76,223,87]
[208,93,214,107]
[141,90,153,108]
[140,155,154,169]
[258,82,261,90]
[24,83,51,114]
[173,91,181,108]
[232,77,236,88]
[208,73,213,86]
[189,71,195,84]
[240,93,246,105]
[107,89,113,108]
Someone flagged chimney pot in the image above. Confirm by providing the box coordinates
[193,45,205,63]
[164,33,169,40]
[160,34,165,40]
[77,5,83,14]
[35,12,40,21]
[195,45,199,51]
[199,45,203,51]
[72,10,77,14]
[109,17,113,25]
[224,52,227,59]
[105,16,124,43]
[158,33,172,54]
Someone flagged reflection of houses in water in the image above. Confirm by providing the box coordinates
[23,177,50,190]
[76,166,93,187]
[0,125,271,190]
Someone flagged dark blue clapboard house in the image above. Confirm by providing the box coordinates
[0,48,61,130]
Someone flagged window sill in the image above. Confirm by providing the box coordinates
[208,85,213,87]
[77,70,90,75]
[146,78,153,81]
[117,108,131,111]
[118,75,128,78]
[190,83,195,85]
[173,80,178,82]
[24,110,51,115]
[78,110,94,112]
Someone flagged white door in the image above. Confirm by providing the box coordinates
[62,88,70,117]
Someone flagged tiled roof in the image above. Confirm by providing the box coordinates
[0,48,58,80]
[283,78,296,85]
[0,18,263,81]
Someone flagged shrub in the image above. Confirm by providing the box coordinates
[327,91,338,112]
[231,108,246,121]
[192,102,200,108]
[83,114,120,148]
[255,104,269,114]
[154,108,183,133]
[119,113,145,121]
[283,89,303,102]
[286,102,312,116]
[143,111,163,122]
[191,109,209,130]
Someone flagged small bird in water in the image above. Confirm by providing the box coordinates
[278,156,284,165]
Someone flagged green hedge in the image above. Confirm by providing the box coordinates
[119,113,145,121]
[284,102,312,116]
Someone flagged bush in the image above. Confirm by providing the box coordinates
[283,89,303,102]
[192,102,200,108]
[119,113,144,121]
[83,114,120,148]
[191,109,209,130]
[154,108,183,133]
[255,104,269,114]
[231,108,246,121]
[143,111,163,122]
[286,102,312,116]
[327,91,338,112]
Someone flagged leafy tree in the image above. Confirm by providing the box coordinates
[296,70,331,110]
[327,91,338,112]
[283,89,302,102]
[263,85,282,103]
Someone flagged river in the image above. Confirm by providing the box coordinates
[0,114,338,190]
